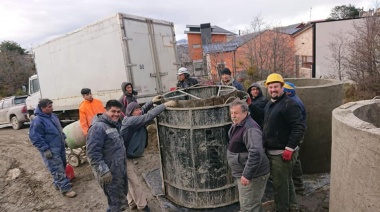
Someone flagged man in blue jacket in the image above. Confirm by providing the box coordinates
[283,82,307,194]
[227,99,270,212]
[29,99,76,198]
[121,97,177,211]
[86,100,128,212]
[218,68,245,91]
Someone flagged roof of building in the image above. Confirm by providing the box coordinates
[274,23,304,35]
[185,25,236,35]
[202,23,309,54]
[203,31,262,54]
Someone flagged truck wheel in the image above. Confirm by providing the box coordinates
[11,116,23,130]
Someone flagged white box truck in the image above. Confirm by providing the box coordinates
[26,13,179,120]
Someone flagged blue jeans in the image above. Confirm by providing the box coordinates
[41,148,71,193]
[236,173,270,212]
[268,151,298,212]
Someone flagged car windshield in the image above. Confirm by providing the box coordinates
[14,97,27,105]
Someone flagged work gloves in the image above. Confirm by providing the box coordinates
[100,172,113,185]
[282,149,293,161]
[44,150,53,159]
[152,95,163,104]
[164,100,177,108]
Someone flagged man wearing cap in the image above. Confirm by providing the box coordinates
[219,68,245,91]
[120,97,177,211]
[79,88,105,136]
[283,82,307,194]
[263,73,305,211]
[176,67,199,88]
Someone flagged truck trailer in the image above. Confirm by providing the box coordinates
[26,13,179,120]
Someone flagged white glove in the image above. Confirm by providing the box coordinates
[152,95,163,104]
[164,100,177,107]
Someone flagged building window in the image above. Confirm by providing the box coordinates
[193,44,201,49]
[302,56,313,68]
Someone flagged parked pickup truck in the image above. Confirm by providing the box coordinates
[0,95,29,130]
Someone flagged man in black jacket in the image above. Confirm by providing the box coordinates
[263,73,305,212]
[247,83,268,128]
[176,67,199,88]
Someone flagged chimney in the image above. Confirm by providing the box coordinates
[200,23,212,46]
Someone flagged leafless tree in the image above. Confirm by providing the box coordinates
[237,17,296,81]
[327,32,349,80]
[345,15,380,98]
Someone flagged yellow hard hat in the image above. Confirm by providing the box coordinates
[265,73,284,86]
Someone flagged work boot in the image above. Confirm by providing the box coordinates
[63,190,77,198]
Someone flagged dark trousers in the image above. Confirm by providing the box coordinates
[268,151,298,212]
[102,160,129,212]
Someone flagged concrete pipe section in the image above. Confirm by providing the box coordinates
[157,85,248,209]
[258,78,344,173]
[331,99,380,211]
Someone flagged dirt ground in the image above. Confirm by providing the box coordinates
[0,124,329,212]
[0,124,161,212]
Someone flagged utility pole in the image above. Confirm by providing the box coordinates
[310,7,312,21]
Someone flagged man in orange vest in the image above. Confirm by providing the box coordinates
[79,88,105,136]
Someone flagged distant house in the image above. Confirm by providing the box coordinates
[292,23,313,78]
[204,23,303,80]
[185,24,235,76]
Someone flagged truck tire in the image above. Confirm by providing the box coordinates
[11,116,23,130]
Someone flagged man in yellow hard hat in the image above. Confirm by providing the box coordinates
[262,73,305,211]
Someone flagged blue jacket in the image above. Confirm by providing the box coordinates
[86,113,126,178]
[288,92,307,127]
[29,106,66,153]
[121,101,166,158]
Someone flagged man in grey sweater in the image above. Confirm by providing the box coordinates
[227,99,270,212]
[120,96,177,211]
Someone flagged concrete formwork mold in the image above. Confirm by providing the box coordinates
[330,100,380,211]
[258,78,344,174]
[157,85,249,209]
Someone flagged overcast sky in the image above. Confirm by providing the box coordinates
[0,0,376,49]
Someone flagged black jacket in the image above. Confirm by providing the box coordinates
[263,93,305,150]
[247,83,268,128]
[176,77,199,88]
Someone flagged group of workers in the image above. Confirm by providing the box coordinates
[227,72,306,212]
[28,66,307,212]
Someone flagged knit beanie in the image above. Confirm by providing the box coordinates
[221,68,232,75]
[125,102,141,116]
